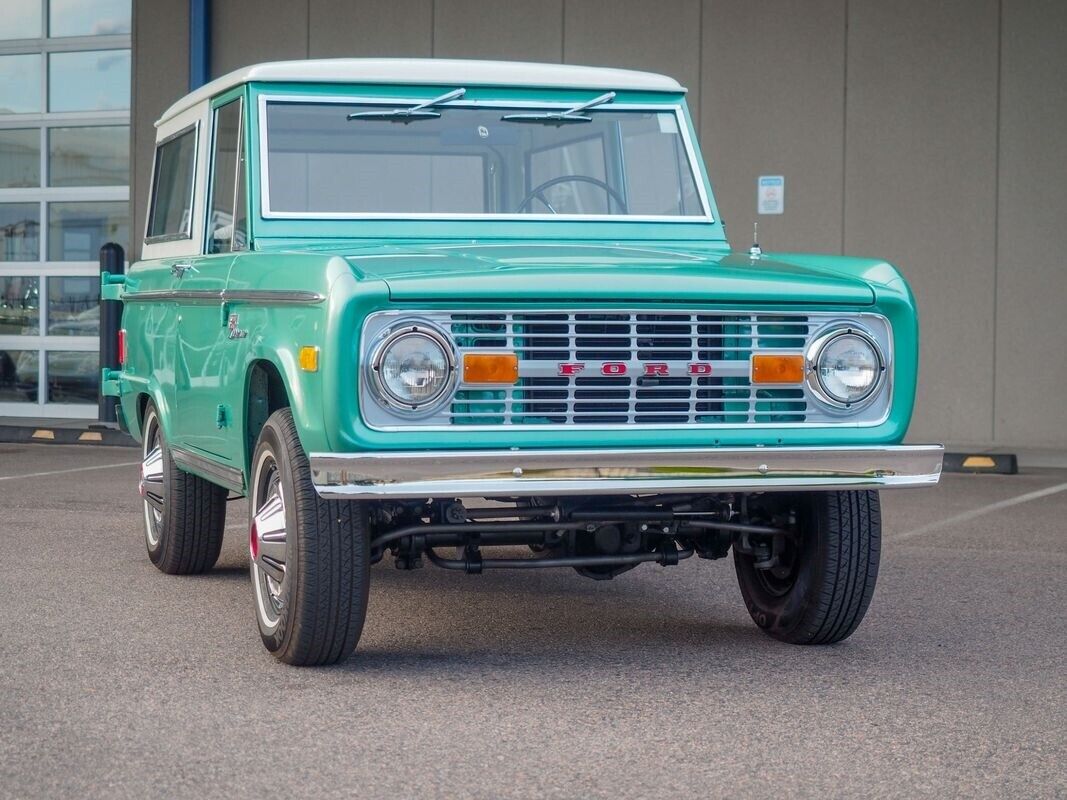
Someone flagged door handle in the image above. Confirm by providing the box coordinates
[171,262,197,278]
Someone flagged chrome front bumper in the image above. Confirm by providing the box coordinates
[309,445,944,500]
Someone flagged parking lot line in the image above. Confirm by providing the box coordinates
[0,461,140,482]
[889,480,1067,542]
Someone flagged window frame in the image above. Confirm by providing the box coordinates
[204,95,246,254]
[256,93,714,223]
[144,122,199,244]
[140,99,209,261]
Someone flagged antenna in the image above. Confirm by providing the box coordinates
[748,222,762,258]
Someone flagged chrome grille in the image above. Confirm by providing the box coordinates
[359,309,892,430]
[449,312,813,425]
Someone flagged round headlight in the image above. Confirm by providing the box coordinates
[814,330,882,405]
[372,326,454,410]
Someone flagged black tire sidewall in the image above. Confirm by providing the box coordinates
[734,494,828,639]
[140,400,226,574]
[250,414,301,653]
[249,407,371,665]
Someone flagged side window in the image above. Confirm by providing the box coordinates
[146,126,196,241]
[206,98,247,254]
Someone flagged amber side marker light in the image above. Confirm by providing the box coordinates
[299,346,319,372]
[751,354,806,384]
[463,352,519,384]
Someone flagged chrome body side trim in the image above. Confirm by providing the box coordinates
[122,289,325,304]
[223,290,325,304]
[309,444,944,500]
[172,447,245,493]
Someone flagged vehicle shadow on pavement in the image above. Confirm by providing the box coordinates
[209,544,791,668]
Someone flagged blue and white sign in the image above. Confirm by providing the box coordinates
[758,175,785,215]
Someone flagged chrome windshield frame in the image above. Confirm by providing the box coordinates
[256,92,714,223]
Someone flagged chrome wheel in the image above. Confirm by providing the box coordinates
[250,449,288,631]
[249,407,370,664]
[140,410,165,548]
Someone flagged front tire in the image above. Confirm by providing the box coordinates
[139,401,226,574]
[734,491,881,645]
[249,408,370,666]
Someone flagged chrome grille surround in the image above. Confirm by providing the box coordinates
[359,310,893,430]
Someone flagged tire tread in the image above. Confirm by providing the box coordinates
[260,408,369,666]
[734,490,881,645]
[146,403,227,575]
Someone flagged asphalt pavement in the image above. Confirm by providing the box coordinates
[1,443,1064,799]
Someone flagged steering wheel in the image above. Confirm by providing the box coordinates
[517,174,629,214]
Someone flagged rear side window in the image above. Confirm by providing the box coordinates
[146,126,196,242]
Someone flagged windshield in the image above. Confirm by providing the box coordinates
[261,99,706,219]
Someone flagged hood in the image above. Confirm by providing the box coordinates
[336,243,876,305]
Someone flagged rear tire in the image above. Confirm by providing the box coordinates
[139,401,226,574]
[734,490,881,645]
[249,408,370,666]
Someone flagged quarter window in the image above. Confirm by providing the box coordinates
[146,126,196,242]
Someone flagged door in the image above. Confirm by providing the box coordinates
[170,253,234,457]
[137,118,204,434]
[171,96,246,459]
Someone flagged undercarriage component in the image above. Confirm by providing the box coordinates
[425,541,693,573]
[690,529,732,560]
[366,494,798,580]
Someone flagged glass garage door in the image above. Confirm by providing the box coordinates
[0,0,130,418]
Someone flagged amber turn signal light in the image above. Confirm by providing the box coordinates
[463,352,519,384]
[751,354,805,384]
[299,346,319,372]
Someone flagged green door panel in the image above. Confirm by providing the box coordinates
[172,254,238,458]
[118,258,181,441]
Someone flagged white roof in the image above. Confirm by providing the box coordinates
[157,58,685,125]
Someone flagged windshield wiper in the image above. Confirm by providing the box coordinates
[500,91,616,124]
[347,88,466,122]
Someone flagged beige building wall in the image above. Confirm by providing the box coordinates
[130,0,1067,447]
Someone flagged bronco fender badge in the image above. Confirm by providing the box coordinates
[227,313,248,339]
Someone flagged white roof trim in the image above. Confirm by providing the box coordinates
[156,58,685,126]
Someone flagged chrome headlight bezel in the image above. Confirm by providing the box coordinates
[366,320,457,415]
[805,324,886,411]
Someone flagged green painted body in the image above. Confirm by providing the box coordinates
[111,79,920,490]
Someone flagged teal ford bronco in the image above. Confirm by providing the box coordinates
[104,59,943,665]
